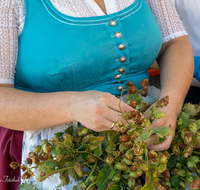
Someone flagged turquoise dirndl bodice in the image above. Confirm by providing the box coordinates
[15,0,162,96]
[16,0,162,189]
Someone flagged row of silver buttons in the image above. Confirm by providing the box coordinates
[110,20,126,91]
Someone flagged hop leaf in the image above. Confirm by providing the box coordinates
[136,131,151,143]
[96,167,115,190]
[183,103,200,117]
[64,125,74,136]
[64,133,73,148]
[170,176,179,189]
[89,136,104,151]
[177,112,189,130]
[106,134,116,154]
[151,126,172,139]
[59,170,70,187]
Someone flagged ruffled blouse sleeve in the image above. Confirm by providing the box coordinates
[0,0,23,84]
[146,0,188,43]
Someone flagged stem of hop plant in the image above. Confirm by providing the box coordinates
[118,89,124,114]
[180,177,188,183]
[118,89,131,125]
[76,151,105,163]
[193,151,200,155]
[121,178,128,185]
[85,163,99,173]
[85,162,97,185]
[144,146,149,162]
[85,182,97,190]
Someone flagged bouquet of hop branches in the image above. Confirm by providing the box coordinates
[10,79,200,190]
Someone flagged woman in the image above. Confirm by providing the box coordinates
[0,0,194,189]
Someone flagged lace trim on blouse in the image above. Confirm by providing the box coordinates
[0,0,187,84]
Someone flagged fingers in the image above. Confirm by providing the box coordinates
[146,115,175,151]
[82,108,121,132]
[147,134,158,146]
[107,94,134,112]
[103,106,130,125]
[147,134,173,151]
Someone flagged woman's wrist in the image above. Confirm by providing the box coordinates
[159,90,184,118]
[57,91,80,122]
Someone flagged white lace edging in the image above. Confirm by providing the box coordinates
[0,79,14,84]
[162,31,188,44]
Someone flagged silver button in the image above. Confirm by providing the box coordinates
[110,20,117,26]
[120,57,126,63]
[117,85,124,91]
[118,44,125,50]
[119,67,125,73]
[115,74,122,79]
[115,32,122,38]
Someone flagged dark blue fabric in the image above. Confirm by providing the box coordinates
[194,56,200,82]
[184,85,200,104]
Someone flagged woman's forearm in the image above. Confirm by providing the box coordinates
[157,36,194,116]
[0,85,77,131]
[0,85,134,132]
[147,36,194,151]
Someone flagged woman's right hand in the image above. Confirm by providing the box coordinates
[71,91,134,132]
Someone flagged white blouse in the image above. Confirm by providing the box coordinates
[0,0,187,85]
[173,0,200,57]
[172,0,200,87]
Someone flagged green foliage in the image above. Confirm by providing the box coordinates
[58,170,70,187]
[64,125,74,136]
[88,136,104,151]
[136,131,151,142]
[183,103,200,117]
[170,176,179,189]
[141,171,158,190]
[64,133,73,148]
[178,112,189,130]
[15,80,200,190]
[96,167,114,190]
[151,126,172,138]
[109,185,121,190]
[195,120,200,130]
[18,182,38,190]
[127,93,143,103]
[106,134,116,154]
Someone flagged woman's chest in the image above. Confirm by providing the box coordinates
[15,0,162,94]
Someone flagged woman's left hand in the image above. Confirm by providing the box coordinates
[146,100,179,151]
[146,36,194,151]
